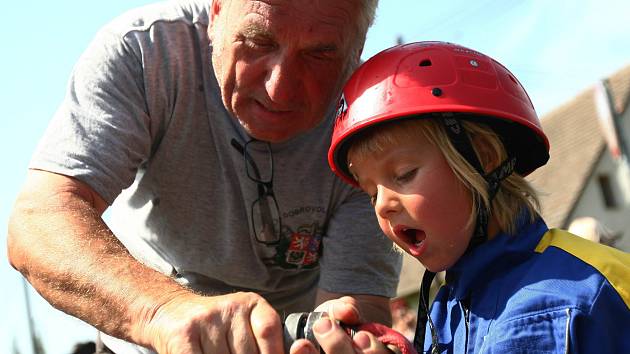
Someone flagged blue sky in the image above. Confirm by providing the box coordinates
[2,1,630,353]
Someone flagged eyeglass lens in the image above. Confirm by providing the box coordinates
[241,140,281,244]
[252,195,281,243]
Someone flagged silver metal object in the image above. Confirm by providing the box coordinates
[283,312,358,353]
[284,312,325,353]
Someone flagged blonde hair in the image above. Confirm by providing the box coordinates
[347,117,540,235]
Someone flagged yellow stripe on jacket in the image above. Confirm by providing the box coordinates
[535,228,630,309]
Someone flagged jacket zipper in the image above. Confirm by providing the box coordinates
[462,298,471,353]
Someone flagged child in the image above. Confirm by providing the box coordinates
[327,41,630,353]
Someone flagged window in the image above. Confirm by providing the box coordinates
[598,174,617,208]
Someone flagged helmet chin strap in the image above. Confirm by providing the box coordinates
[413,118,516,353]
[441,117,516,252]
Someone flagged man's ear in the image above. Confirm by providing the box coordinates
[210,0,222,24]
[208,0,223,39]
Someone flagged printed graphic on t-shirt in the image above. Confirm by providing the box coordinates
[263,221,324,269]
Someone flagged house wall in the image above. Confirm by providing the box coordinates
[567,107,630,252]
[618,103,630,205]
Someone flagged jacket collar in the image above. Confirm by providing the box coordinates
[445,212,549,300]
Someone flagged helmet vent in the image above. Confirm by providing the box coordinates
[418,59,432,67]
[507,74,517,85]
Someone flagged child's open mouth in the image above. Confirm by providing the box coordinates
[394,226,428,257]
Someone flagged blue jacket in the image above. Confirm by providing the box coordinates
[423,216,630,353]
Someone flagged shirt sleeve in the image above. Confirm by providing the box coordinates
[30,25,155,204]
[318,186,402,298]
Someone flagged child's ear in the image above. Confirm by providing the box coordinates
[475,136,501,174]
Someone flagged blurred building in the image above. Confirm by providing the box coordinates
[527,64,630,252]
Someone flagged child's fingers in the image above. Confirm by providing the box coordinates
[312,317,357,353]
[353,331,396,354]
[314,296,361,324]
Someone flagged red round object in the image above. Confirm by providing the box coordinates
[328,41,549,187]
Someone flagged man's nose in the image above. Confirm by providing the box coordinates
[265,53,301,105]
[374,185,402,219]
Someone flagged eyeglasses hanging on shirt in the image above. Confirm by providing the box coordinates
[231,138,282,244]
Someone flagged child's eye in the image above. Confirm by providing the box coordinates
[395,168,418,184]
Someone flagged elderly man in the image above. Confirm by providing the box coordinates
[7,0,401,353]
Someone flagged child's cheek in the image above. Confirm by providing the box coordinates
[376,219,403,250]
[377,218,390,236]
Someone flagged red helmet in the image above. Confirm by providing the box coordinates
[328,41,550,187]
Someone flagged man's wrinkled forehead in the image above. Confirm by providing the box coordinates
[253,0,357,23]
[229,0,359,43]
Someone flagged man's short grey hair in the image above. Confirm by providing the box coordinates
[359,0,379,33]
[344,0,379,78]
[352,0,379,49]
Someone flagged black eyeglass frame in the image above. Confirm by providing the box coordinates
[231,138,282,245]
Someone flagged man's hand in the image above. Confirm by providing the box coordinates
[141,291,284,354]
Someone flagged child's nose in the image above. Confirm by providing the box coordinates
[374,185,401,219]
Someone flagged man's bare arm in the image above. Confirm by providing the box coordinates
[7,170,190,346]
[7,170,284,354]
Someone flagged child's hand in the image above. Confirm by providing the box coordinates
[289,297,412,354]
[289,317,394,354]
[318,317,396,354]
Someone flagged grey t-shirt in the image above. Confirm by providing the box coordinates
[31,1,401,352]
